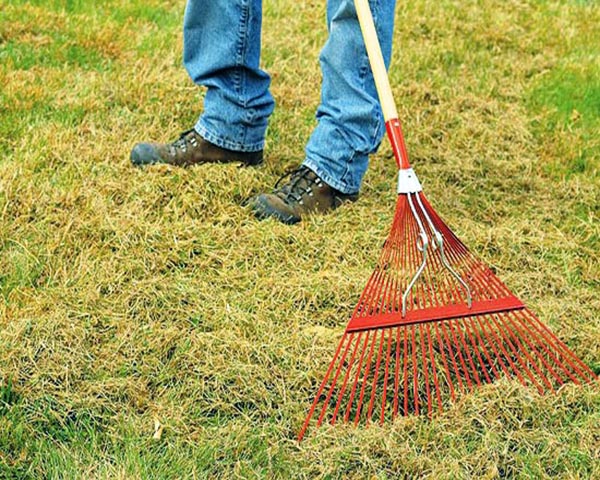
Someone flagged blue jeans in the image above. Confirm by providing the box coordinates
[184,0,395,194]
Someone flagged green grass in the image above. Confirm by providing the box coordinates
[1,0,599,478]
[528,62,600,177]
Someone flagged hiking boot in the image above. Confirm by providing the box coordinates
[250,166,359,224]
[130,129,263,167]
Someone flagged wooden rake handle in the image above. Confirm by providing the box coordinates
[354,0,411,170]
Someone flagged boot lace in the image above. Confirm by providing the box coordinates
[170,129,198,154]
[274,166,322,204]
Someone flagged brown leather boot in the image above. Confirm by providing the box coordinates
[130,129,263,167]
[250,166,359,224]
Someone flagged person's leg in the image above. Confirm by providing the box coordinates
[184,0,275,153]
[131,0,274,167]
[303,0,396,194]
[250,0,396,223]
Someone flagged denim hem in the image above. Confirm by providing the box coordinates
[194,121,264,153]
[303,157,360,195]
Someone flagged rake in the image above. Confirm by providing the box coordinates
[298,0,597,441]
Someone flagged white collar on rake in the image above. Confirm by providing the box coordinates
[397,168,423,194]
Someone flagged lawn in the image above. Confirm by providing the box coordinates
[0,0,599,477]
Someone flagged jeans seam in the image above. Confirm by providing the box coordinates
[339,134,358,187]
[236,0,251,145]
[235,0,249,97]
[363,0,383,148]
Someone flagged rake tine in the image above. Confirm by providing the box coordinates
[316,333,356,427]
[526,312,597,382]
[448,320,475,389]
[434,322,456,401]
[366,329,386,423]
[468,317,502,380]
[426,324,444,411]
[411,325,419,415]
[299,332,348,441]
[353,205,399,317]
[331,332,364,425]
[463,318,492,384]
[392,327,402,420]
[491,314,547,393]
[380,206,403,315]
[344,332,372,423]
[441,322,465,392]
[402,327,409,416]
[354,329,379,424]
[476,316,514,380]
[361,252,389,317]
[454,320,482,386]
[484,318,539,388]
[380,327,394,424]
[500,314,558,390]
[371,204,404,315]
[511,312,578,384]
[419,324,432,415]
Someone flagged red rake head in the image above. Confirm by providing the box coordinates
[298,191,597,441]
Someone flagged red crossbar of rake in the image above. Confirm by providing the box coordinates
[297,0,597,441]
